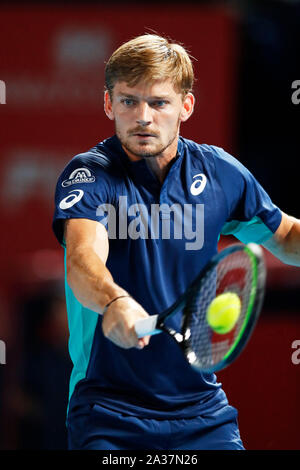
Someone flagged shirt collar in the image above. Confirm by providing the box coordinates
[111,134,184,187]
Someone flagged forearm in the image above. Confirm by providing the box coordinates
[66,244,128,313]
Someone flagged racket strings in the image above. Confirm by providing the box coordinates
[183,250,254,370]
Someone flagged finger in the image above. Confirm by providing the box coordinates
[135,336,151,349]
[143,335,151,346]
[136,339,145,350]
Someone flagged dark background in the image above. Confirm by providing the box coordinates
[0,0,299,450]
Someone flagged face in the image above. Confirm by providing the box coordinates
[104,79,194,161]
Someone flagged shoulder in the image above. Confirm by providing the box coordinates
[183,138,243,168]
[183,138,252,179]
[181,138,248,182]
[59,136,125,184]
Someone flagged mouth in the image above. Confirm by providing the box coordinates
[131,130,157,138]
[133,133,156,138]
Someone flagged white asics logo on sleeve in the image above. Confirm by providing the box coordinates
[190,174,207,196]
[59,189,84,210]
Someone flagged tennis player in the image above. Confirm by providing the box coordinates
[53,34,300,450]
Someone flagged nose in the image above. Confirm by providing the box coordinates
[136,102,152,126]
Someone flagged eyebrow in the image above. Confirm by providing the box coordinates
[117,93,171,100]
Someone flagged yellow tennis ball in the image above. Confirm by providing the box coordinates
[206,292,241,334]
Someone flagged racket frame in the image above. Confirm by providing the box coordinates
[135,242,266,373]
[180,243,266,373]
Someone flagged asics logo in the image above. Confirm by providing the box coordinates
[190,173,207,196]
[59,189,84,210]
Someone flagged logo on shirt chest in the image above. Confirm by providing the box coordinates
[190,173,207,196]
[62,167,95,187]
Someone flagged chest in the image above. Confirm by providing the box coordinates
[109,156,229,252]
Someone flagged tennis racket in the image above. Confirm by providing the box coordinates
[134,243,266,373]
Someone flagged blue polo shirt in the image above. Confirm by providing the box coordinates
[53,135,282,418]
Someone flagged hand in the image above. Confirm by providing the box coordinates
[102,296,151,350]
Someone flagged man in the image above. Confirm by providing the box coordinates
[53,34,300,450]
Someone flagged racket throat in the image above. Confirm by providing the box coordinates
[159,324,184,343]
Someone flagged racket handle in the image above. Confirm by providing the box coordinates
[134,315,160,338]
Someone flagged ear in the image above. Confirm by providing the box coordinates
[104,90,115,121]
[180,93,195,122]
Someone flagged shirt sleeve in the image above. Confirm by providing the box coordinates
[52,152,115,246]
[211,146,282,244]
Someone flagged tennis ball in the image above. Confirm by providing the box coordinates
[206,292,241,334]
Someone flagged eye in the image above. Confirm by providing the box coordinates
[121,98,136,107]
[152,100,167,108]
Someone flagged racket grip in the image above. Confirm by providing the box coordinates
[134,315,160,338]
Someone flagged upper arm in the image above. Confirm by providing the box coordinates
[262,212,300,265]
[265,212,294,244]
[263,211,293,250]
[214,146,282,244]
[64,218,109,265]
[52,152,114,247]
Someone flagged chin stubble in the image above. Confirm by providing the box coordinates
[118,130,179,159]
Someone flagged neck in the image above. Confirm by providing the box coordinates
[145,153,177,184]
[122,135,179,184]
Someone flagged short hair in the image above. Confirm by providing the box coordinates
[105,34,194,99]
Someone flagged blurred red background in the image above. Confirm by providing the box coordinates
[0,2,299,450]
